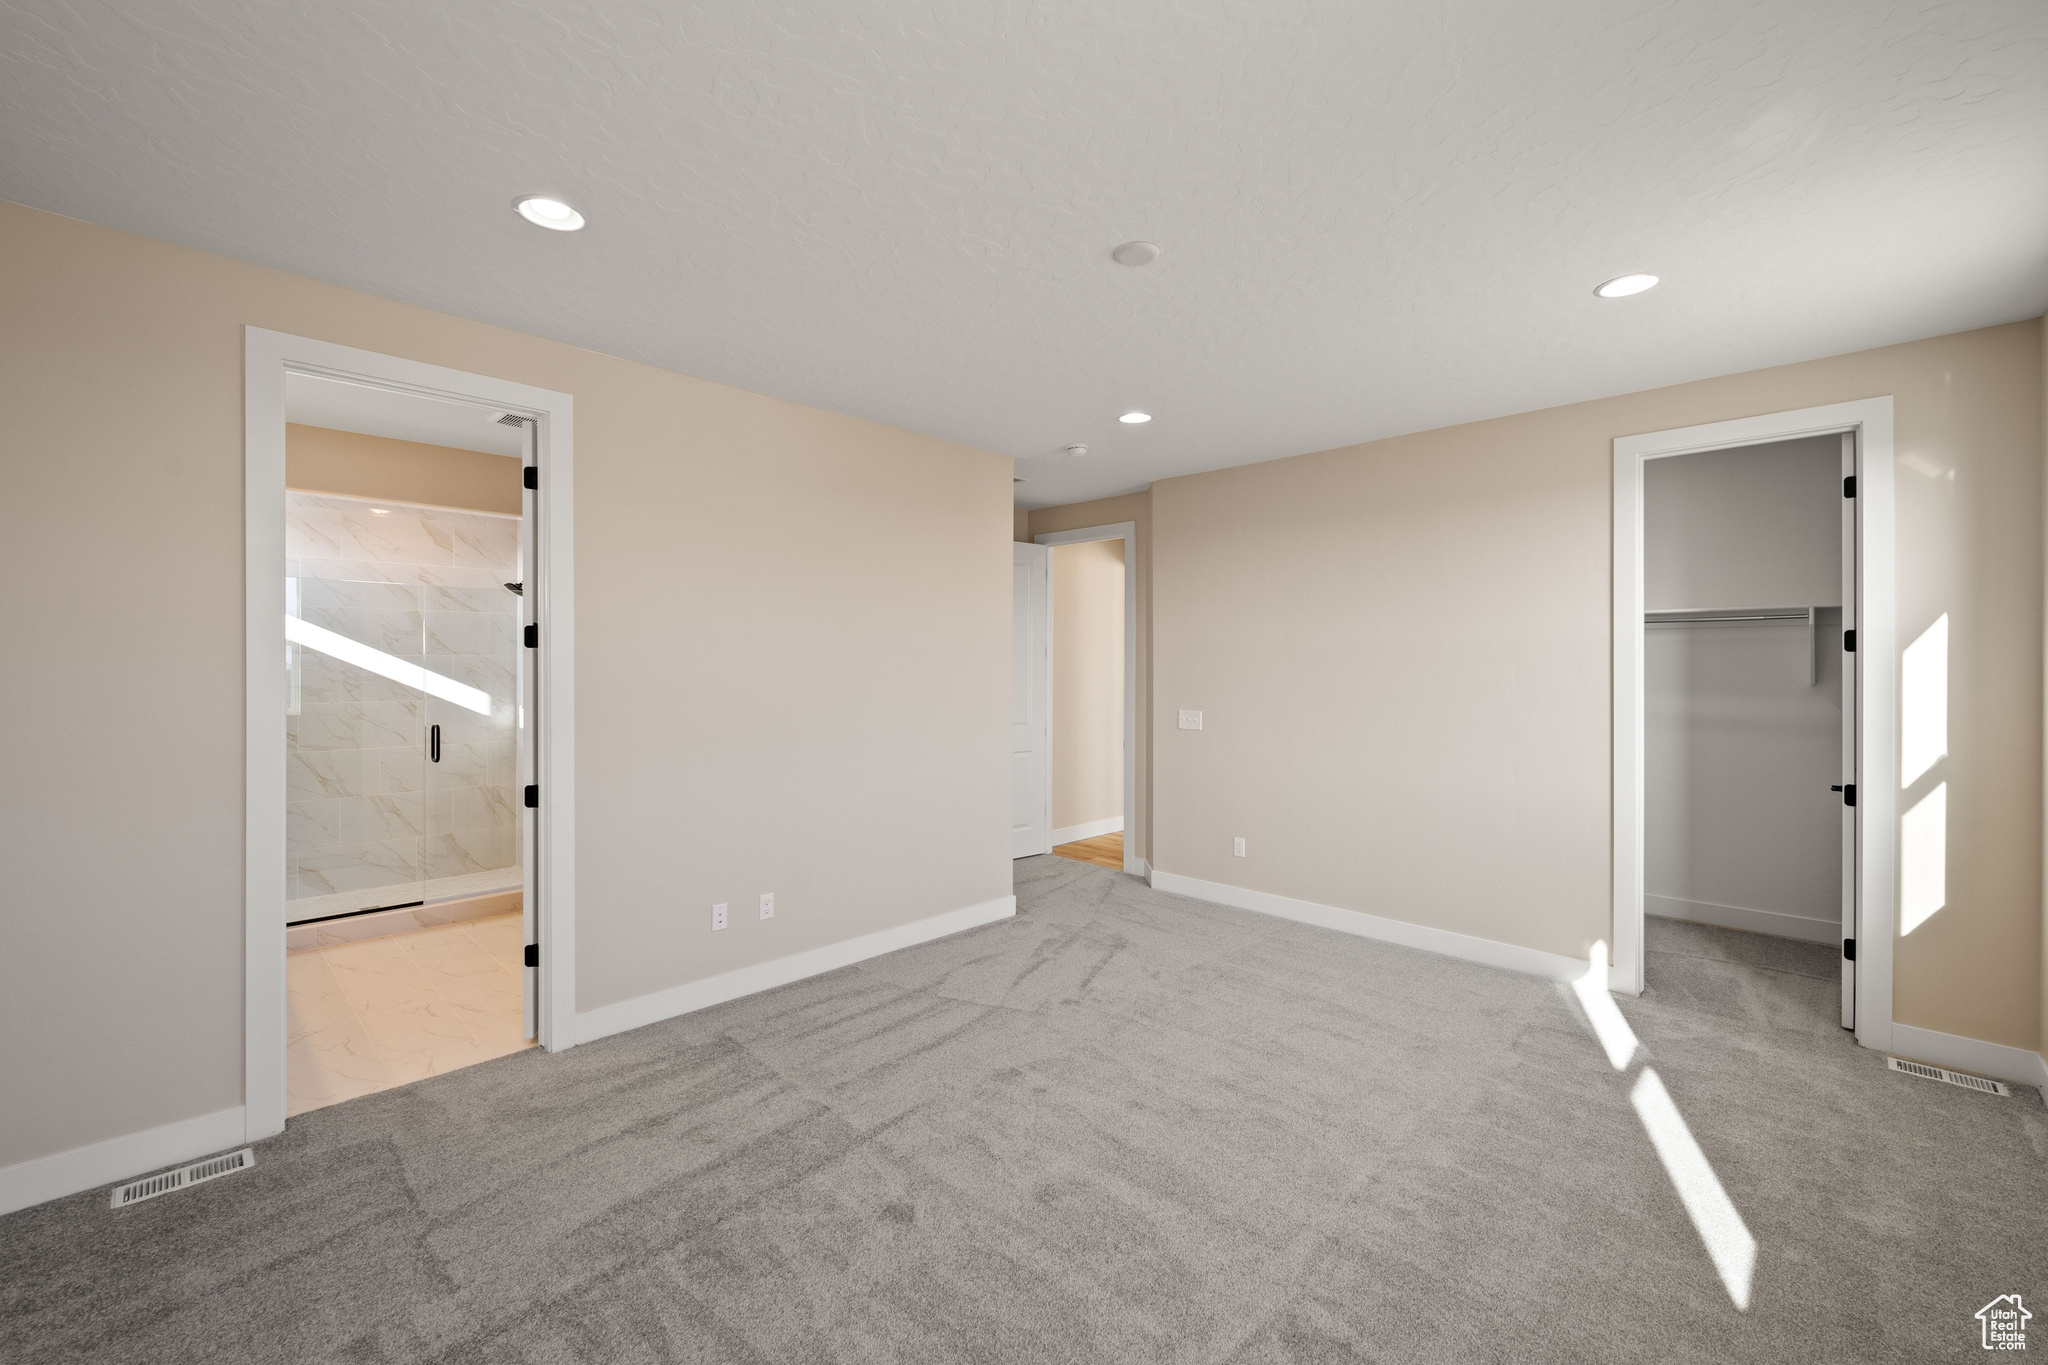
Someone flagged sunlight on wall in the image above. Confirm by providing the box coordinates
[1900,615,1947,788]
[1630,1068,1758,1311]
[1899,782,1948,935]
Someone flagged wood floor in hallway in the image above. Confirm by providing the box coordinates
[1052,831,1123,869]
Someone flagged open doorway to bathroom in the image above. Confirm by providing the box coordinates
[282,375,533,1115]
[1035,523,1137,874]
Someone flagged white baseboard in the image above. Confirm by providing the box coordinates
[1052,816,1123,845]
[1890,1023,2048,1094]
[1646,893,1836,945]
[0,1106,247,1218]
[562,895,1017,1047]
[1125,856,1148,878]
[1146,869,1586,983]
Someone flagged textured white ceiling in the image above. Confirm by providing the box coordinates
[3,2,2044,508]
[287,373,525,457]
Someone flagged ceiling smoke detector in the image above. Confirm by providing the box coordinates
[1067,445,1089,458]
[1111,241,1161,267]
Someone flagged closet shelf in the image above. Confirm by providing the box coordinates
[1644,606,1842,686]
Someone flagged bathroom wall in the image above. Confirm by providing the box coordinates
[287,423,524,515]
[285,491,522,917]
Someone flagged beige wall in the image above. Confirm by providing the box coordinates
[1014,507,1031,542]
[286,423,523,515]
[1031,492,1153,865]
[1153,320,2043,1052]
[1050,539,1125,833]
[0,199,1012,1171]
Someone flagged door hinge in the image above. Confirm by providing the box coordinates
[1831,783,1857,806]
[1843,938,1856,961]
[1844,628,1855,652]
[523,466,538,490]
[1843,475,1856,498]
[524,942,539,968]
[524,623,538,649]
[524,785,539,808]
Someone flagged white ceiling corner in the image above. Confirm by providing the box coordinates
[1,1,2042,509]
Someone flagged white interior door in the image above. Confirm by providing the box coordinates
[1012,543,1051,857]
[1838,431,1858,1029]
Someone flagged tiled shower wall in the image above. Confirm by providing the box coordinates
[286,492,521,910]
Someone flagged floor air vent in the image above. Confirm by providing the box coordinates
[109,1148,255,1209]
[1888,1056,2010,1097]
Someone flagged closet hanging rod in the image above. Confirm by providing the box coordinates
[1644,607,1817,624]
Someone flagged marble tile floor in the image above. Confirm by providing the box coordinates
[286,912,533,1117]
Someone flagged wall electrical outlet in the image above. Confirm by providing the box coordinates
[712,902,728,931]
[759,892,775,920]
[1179,709,1203,730]
[1233,837,1246,857]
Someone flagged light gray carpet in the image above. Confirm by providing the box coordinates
[5,856,2044,1363]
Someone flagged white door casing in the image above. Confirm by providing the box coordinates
[1612,397,1895,1058]
[1838,431,1859,1028]
[245,327,577,1144]
[518,416,540,1040]
[1034,522,1140,875]
[1012,543,1051,858]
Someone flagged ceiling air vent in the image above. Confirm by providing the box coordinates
[1887,1056,2010,1097]
[109,1148,255,1209]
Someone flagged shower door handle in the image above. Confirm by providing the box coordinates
[430,724,441,763]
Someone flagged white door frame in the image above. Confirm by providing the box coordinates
[1612,398,1895,1056]
[1035,522,1140,875]
[243,328,577,1143]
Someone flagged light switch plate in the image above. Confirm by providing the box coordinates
[1234,837,1246,857]
[1179,709,1203,730]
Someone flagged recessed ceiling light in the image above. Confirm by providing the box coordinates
[1111,241,1161,267]
[1067,445,1089,458]
[515,196,585,231]
[1594,273,1658,298]
[1119,412,1151,424]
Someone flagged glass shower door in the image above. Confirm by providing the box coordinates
[285,526,430,923]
